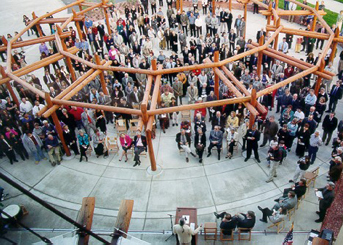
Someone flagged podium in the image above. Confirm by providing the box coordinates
[175,207,198,245]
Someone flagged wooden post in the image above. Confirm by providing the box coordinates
[314,59,326,95]
[330,28,340,63]
[32,12,43,37]
[0,66,20,106]
[212,0,215,15]
[102,0,111,35]
[273,18,281,52]
[266,3,272,37]
[152,60,161,104]
[1,37,15,65]
[145,129,156,171]
[311,1,319,32]
[275,0,279,9]
[176,0,179,11]
[257,36,265,77]
[111,200,134,243]
[180,0,183,12]
[94,54,108,95]
[249,89,257,128]
[56,25,77,82]
[244,3,247,40]
[229,0,232,11]
[72,9,83,40]
[45,92,71,156]
[77,197,95,245]
[214,51,219,99]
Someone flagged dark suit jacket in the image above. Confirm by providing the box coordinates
[220,219,237,235]
[194,133,206,148]
[329,85,343,100]
[236,213,255,229]
[176,133,191,149]
[245,129,260,147]
[211,116,225,130]
[322,115,338,132]
[319,187,335,210]
[43,74,56,85]
[133,135,147,149]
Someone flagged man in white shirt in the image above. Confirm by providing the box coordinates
[32,100,45,118]
[278,37,289,54]
[19,98,33,114]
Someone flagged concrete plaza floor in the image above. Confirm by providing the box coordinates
[1,0,343,244]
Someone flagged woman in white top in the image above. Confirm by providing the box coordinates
[195,15,203,38]
[226,127,239,159]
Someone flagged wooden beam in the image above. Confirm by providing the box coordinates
[0,32,72,52]
[94,54,108,95]
[180,0,183,12]
[220,66,267,114]
[56,25,76,81]
[76,2,105,16]
[257,35,264,77]
[145,129,156,171]
[0,46,78,85]
[229,0,232,11]
[0,66,20,106]
[266,25,331,39]
[141,75,153,125]
[31,16,84,25]
[102,0,111,35]
[249,89,257,128]
[330,28,340,63]
[259,10,326,16]
[214,51,219,99]
[77,197,95,245]
[311,1,319,32]
[266,3,272,37]
[45,92,71,156]
[244,3,247,39]
[212,0,215,15]
[314,59,326,95]
[111,199,134,243]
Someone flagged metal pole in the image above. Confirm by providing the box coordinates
[0,172,110,244]
[0,209,52,244]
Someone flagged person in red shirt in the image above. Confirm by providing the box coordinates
[68,106,84,130]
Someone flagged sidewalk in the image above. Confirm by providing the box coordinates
[306,0,343,13]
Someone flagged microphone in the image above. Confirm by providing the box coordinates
[167,214,173,216]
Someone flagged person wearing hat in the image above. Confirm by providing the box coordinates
[315,182,335,223]
[173,218,202,245]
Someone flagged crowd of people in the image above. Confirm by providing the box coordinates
[0,0,342,231]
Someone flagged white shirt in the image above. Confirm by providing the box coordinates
[20,101,33,113]
[294,111,305,120]
[32,104,45,117]
[195,18,203,27]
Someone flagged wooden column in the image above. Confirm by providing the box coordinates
[94,54,108,95]
[212,0,215,15]
[266,3,272,37]
[229,0,232,11]
[102,0,111,35]
[257,35,265,77]
[56,25,77,82]
[77,197,95,245]
[314,59,326,95]
[1,37,15,65]
[0,66,20,106]
[176,0,180,11]
[45,92,71,156]
[32,12,43,37]
[111,200,134,243]
[244,3,247,40]
[72,9,84,40]
[180,0,183,12]
[249,89,257,128]
[330,28,340,63]
[311,1,319,32]
[152,60,161,104]
[275,0,279,9]
[214,51,219,99]
[273,18,281,51]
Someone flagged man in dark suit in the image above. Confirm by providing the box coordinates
[133,130,147,167]
[43,70,55,88]
[0,134,18,165]
[207,126,223,160]
[244,124,261,163]
[282,179,307,199]
[211,111,225,131]
[176,129,196,162]
[327,81,343,113]
[213,213,237,235]
[315,182,335,222]
[194,128,206,163]
[235,211,256,229]
[316,24,327,50]
[256,28,266,42]
[322,112,338,145]
[228,29,236,52]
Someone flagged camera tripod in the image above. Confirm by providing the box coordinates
[165,214,174,241]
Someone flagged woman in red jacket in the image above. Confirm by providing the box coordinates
[119,133,132,162]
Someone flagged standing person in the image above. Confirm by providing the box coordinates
[266,143,282,183]
[78,129,89,162]
[173,218,202,245]
[327,81,343,113]
[81,108,97,137]
[295,123,311,157]
[244,124,261,163]
[260,116,279,147]
[119,133,132,162]
[45,134,62,166]
[0,134,18,165]
[308,130,323,165]
[176,129,196,163]
[322,112,338,146]
[22,131,46,164]
[315,182,335,223]
[194,128,206,163]
[62,125,79,156]
[322,62,335,94]
[9,133,29,161]
[133,130,147,167]
[290,156,310,183]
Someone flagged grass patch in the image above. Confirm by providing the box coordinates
[277,0,338,26]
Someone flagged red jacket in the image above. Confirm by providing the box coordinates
[69,107,84,121]
[119,135,132,147]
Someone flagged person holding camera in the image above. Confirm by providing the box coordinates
[290,156,310,183]
[266,143,282,183]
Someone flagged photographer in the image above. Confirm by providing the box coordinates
[290,156,310,183]
[266,143,282,183]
